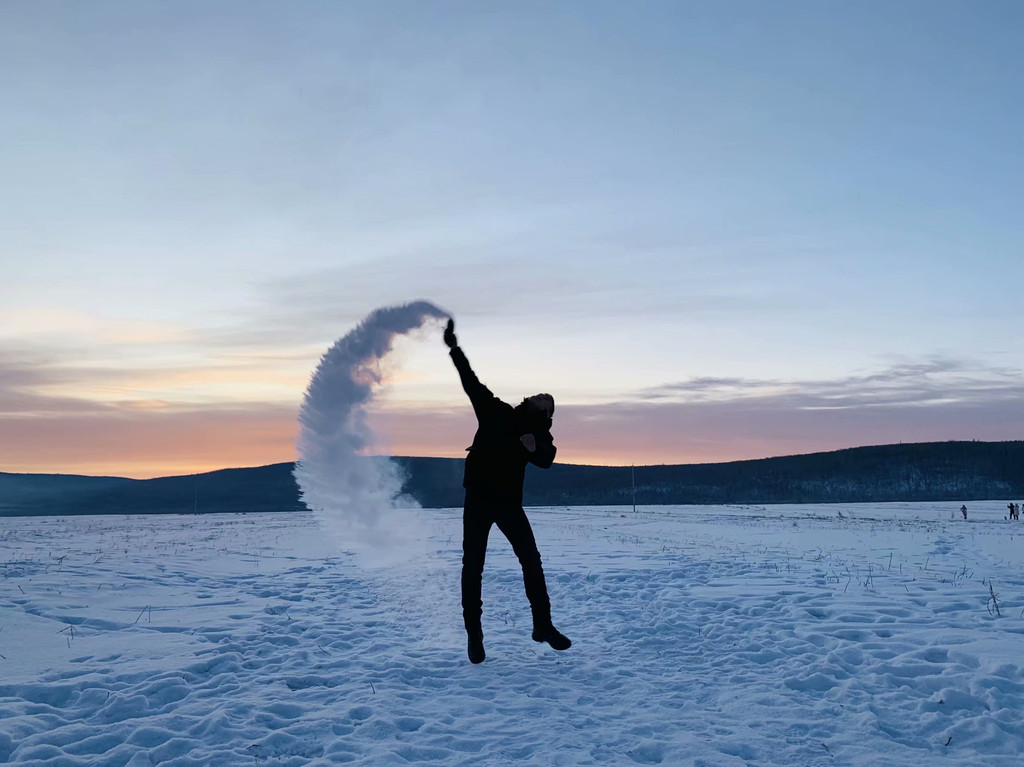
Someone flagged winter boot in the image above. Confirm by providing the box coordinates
[532,623,571,651]
[467,630,486,664]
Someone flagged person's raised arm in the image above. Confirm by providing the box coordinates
[444,318,498,417]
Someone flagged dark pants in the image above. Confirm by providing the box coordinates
[461,490,551,636]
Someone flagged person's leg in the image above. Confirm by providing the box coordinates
[494,504,551,624]
[495,505,570,650]
[462,493,492,662]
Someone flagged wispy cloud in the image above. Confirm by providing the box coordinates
[635,356,1022,409]
[4,348,1021,476]
[371,356,1024,466]
[194,233,788,354]
[0,340,307,417]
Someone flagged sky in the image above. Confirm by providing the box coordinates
[2,0,1023,478]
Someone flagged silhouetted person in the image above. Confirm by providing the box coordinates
[961,504,968,520]
[444,318,571,664]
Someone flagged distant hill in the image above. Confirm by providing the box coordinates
[0,463,304,517]
[2,440,1023,516]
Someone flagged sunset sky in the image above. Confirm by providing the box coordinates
[3,1,1023,478]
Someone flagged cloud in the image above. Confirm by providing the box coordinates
[370,357,1024,466]
[637,356,1023,409]
[192,232,786,355]
[0,346,121,416]
[0,341,307,418]
[0,404,299,478]
[554,396,1024,466]
[4,344,1022,477]
[551,357,1024,463]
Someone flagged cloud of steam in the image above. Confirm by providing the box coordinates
[294,300,448,565]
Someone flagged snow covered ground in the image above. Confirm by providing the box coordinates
[2,501,1023,766]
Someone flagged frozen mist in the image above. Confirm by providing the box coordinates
[292,300,462,646]
[294,300,448,567]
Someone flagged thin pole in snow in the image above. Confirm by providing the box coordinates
[631,464,636,514]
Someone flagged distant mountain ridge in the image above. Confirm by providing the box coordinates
[2,440,1022,517]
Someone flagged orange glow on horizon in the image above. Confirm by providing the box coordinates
[3,436,731,479]
[3,450,301,481]
[0,409,301,480]
[5,399,1015,479]
[8,451,719,480]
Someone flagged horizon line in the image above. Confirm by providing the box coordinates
[4,438,1019,481]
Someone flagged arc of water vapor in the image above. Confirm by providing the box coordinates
[294,300,448,554]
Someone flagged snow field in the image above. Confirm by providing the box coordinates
[1,502,1023,766]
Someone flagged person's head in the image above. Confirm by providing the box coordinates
[516,392,555,430]
[524,393,554,419]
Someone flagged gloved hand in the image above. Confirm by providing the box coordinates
[443,318,458,349]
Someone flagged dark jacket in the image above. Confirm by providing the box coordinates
[450,346,556,502]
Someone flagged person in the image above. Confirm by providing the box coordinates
[961,504,968,520]
[444,318,571,664]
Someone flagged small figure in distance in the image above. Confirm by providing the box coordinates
[444,318,571,664]
[961,504,968,520]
